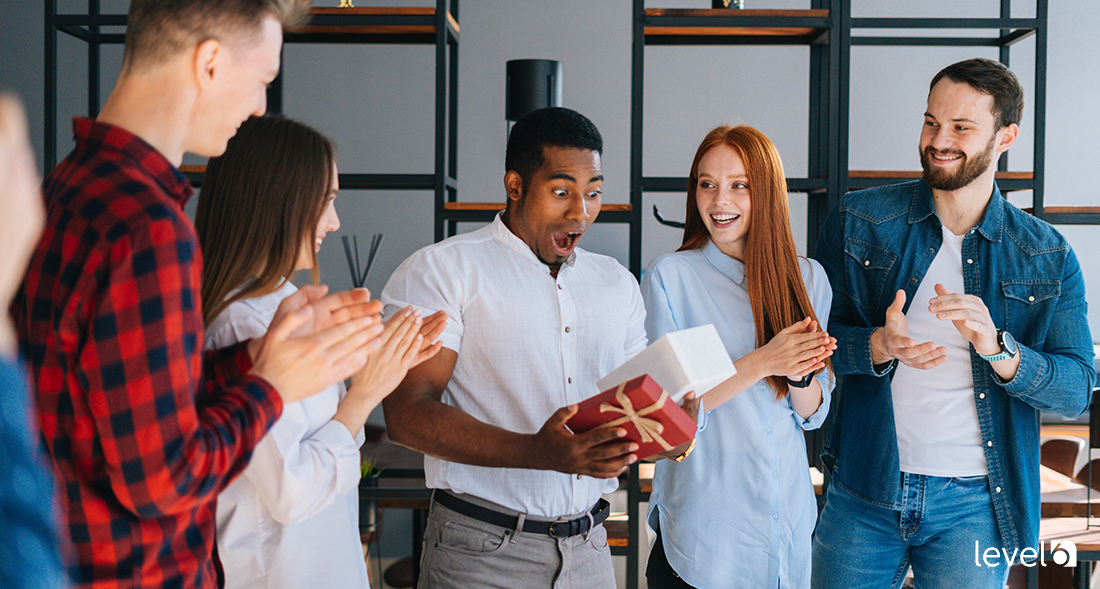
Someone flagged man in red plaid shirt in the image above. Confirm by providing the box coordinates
[11,1,385,587]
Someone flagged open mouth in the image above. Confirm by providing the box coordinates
[315,236,325,252]
[710,213,740,227]
[552,231,582,256]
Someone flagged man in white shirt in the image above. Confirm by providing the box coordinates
[381,107,647,588]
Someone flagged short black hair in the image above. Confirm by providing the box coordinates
[505,107,603,188]
[929,58,1024,129]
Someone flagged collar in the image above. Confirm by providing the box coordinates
[488,211,578,272]
[72,117,193,207]
[908,177,1004,243]
[702,239,745,285]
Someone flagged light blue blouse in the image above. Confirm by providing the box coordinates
[642,240,834,589]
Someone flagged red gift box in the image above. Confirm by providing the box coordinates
[566,375,697,459]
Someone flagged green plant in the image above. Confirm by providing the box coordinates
[360,457,380,479]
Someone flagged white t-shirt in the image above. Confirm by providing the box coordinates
[892,225,987,477]
[205,281,368,589]
[381,213,648,517]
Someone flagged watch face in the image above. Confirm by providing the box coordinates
[1000,331,1018,356]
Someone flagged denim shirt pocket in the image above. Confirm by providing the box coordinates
[1001,280,1061,348]
[844,239,897,309]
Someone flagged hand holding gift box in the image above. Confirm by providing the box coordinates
[566,374,698,460]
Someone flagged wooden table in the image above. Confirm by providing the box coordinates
[1041,464,1100,517]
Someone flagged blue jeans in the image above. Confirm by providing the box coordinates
[812,472,1011,589]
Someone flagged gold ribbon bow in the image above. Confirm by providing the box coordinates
[596,382,673,451]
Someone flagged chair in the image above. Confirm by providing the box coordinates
[1073,458,1100,491]
[1041,436,1087,479]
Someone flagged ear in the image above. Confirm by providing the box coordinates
[192,38,222,91]
[504,170,524,204]
[995,123,1019,154]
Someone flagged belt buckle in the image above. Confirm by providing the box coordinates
[548,518,569,538]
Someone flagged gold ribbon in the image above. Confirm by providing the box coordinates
[596,382,673,451]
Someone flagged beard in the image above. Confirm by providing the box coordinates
[920,132,997,191]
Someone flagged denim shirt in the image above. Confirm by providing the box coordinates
[813,179,1094,556]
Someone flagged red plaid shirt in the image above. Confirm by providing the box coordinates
[13,118,283,589]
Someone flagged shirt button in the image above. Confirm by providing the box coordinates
[911,277,918,284]
[995,486,1002,493]
[927,248,935,254]
[987,440,993,447]
[568,377,572,384]
[558,284,562,290]
[565,326,571,333]
[864,260,870,266]
[967,259,974,264]
[772,514,779,520]
[771,471,778,478]
[979,393,986,399]
[1028,295,1035,302]
[765,428,772,434]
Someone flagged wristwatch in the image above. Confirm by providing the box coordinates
[672,438,696,462]
[977,330,1019,362]
[786,373,814,388]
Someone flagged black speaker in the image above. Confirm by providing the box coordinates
[505,60,563,122]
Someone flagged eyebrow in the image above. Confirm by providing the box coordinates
[924,112,980,124]
[549,173,604,184]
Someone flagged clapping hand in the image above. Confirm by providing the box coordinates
[871,290,947,369]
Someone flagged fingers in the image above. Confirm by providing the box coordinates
[296,284,331,305]
[328,299,383,325]
[546,403,581,428]
[418,311,448,345]
[391,316,424,365]
[897,343,948,369]
[887,289,906,315]
[322,317,386,357]
[319,287,371,311]
[412,340,444,367]
[778,316,815,334]
[267,303,315,342]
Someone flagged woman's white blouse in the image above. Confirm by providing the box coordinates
[205,281,368,589]
[641,241,834,589]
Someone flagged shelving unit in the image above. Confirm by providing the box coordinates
[44,1,459,242]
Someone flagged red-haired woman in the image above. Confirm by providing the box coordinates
[642,125,836,589]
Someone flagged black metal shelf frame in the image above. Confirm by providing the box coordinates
[45,0,460,242]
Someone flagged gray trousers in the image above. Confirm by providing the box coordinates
[417,491,616,589]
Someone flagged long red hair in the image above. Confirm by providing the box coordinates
[679,125,829,399]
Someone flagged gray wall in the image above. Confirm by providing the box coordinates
[3,0,1099,576]
[6,1,1098,332]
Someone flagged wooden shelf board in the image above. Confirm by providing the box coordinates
[849,170,1034,180]
[646,9,829,18]
[444,202,633,212]
[645,8,826,37]
[605,518,629,548]
[300,7,459,36]
[646,26,820,36]
[1023,206,1100,215]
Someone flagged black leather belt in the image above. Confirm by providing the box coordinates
[434,490,610,538]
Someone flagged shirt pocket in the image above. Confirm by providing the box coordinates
[1001,280,1061,348]
[844,239,897,309]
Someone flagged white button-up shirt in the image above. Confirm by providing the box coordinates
[205,281,367,589]
[382,213,647,517]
